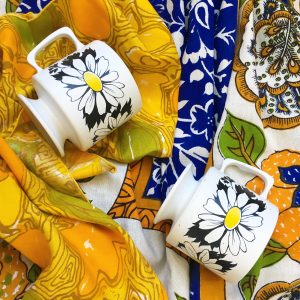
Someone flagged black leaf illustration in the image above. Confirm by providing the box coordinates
[83,100,107,130]
[178,241,237,273]
[92,98,133,142]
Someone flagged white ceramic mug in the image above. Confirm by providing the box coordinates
[154,159,279,283]
[18,27,141,156]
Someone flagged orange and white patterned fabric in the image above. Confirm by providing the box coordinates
[211,0,300,298]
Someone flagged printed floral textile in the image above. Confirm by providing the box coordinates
[0,0,180,298]
[211,0,300,299]
[16,0,49,13]
[146,0,237,200]
[4,0,300,300]
[13,0,238,298]
[146,1,238,299]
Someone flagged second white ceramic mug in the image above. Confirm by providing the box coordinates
[154,159,279,283]
[18,27,142,156]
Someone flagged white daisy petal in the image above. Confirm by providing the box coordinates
[85,93,96,115]
[73,59,86,72]
[62,67,82,77]
[200,220,223,230]
[111,81,125,89]
[184,242,198,260]
[102,71,119,82]
[78,89,93,111]
[203,199,226,216]
[227,187,237,207]
[218,189,229,212]
[85,54,95,72]
[238,225,255,242]
[103,91,119,106]
[67,85,88,101]
[116,113,129,126]
[220,231,230,254]
[229,230,240,256]
[62,76,84,86]
[96,92,107,115]
[94,128,110,140]
[236,193,249,208]
[238,232,247,252]
[240,215,263,228]
[198,213,224,222]
[204,226,225,244]
[208,263,223,271]
[108,117,117,129]
[103,84,124,98]
[199,249,209,262]
[242,203,259,216]
[96,57,109,77]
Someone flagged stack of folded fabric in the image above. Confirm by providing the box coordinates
[0,0,299,299]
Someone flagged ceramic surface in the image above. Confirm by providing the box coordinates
[154,159,279,283]
[18,27,142,156]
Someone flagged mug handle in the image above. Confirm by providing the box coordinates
[27,27,84,73]
[220,158,274,199]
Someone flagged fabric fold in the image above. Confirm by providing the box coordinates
[0,0,181,298]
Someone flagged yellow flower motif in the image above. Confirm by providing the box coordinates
[199,181,263,256]
[62,54,125,115]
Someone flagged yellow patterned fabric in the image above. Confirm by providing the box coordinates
[2,0,180,162]
[0,137,167,299]
[0,0,180,298]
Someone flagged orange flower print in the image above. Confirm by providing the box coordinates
[246,150,300,262]
[254,278,300,300]
[234,0,300,129]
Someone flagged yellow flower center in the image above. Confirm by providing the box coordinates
[224,207,241,230]
[84,71,102,92]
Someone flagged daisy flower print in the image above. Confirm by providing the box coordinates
[93,99,132,142]
[181,241,224,273]
[49,48,125,130]
[195,177,266,256]
[178,240,236,273]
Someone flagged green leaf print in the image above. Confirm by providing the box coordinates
[3,273,12,285]
[28,264,42,283]
[262,240,286,268]
[239,253,263,300]
[239,240,287,300]
[218,111,266,167]
[5,0,18,13]
[175,292,187,300]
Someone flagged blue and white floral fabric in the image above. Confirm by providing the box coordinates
[16,0,49,13]
[146,0,237,201]
[146,0,237,298]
